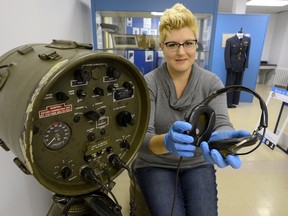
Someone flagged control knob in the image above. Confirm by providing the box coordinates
[107,67,121,80]
[84,111,100,122]
[116,111,133,127]
[94,87,104,96]
[61,167,72,179]
[74,69,91,82]
[55,91,69,101]
[120,139,130,149]
[76,89,87,98]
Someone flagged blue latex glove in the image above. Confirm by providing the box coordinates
[200,130,250,169]
[164,121,196,157]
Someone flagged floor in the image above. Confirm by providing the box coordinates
[112,84,288,216]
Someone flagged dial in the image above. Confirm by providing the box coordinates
[43,122,71,150]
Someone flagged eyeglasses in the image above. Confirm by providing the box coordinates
[163,40,198,50]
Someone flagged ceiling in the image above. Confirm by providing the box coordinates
[218,0,288,14]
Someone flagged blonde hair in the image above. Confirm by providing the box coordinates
[159,3,198,42]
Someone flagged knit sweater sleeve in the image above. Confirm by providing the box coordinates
[141,69,159,149]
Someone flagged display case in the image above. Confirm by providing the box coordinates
[90,0,219,71]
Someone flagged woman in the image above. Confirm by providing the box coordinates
[134,3,249,216]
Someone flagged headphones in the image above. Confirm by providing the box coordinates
[185,85,268,158]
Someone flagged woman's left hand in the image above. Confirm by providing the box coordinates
[200,141,241,168]
[200,130,251,169]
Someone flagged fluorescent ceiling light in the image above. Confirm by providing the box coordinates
[151,12,164,16]
[247,0,288,7]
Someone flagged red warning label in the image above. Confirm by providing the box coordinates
[39,103,72,119]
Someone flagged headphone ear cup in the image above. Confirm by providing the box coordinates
[187,105,216,146]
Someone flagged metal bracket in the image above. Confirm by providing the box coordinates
[17,45,34,55]
[46,39,93,50]
[0,139,10,151]
[38,50,61,61]
[13,158,31,175]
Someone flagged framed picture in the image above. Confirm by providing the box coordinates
[111,34,139,48]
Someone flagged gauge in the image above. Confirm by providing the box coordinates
[43,122,71,150]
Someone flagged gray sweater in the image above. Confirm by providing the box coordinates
[134,63,233,169]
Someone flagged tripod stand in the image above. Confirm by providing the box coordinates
[47,190,122,216]
[46,156,139,216]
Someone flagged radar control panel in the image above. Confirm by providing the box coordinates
[0,40,150,196]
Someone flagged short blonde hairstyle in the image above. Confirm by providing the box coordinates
[159,3,198,43]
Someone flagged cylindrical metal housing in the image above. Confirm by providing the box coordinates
[0,40,149,196]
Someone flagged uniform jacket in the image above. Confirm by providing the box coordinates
[224,35,251,72]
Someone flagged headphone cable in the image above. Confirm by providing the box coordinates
[170,156,183,216]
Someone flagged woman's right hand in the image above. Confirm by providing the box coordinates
[164,121,196,157]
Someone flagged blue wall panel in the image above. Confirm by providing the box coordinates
[211,14,269,102]
[126,50,158,75]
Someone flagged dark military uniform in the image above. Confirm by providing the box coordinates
[224,34,251,106]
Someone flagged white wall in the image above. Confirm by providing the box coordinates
[261,11,288,68]
[275,11,288,68]
[261,14,276,62]
[0,0,92,215]
[0,0,93,55]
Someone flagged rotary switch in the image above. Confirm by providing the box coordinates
[116,111,133,127]
[74,69,91,82]
[107,66,121,80]
[120,139,130,150]
[76,89,87,98]
[94,87,104,96]
[84,111,100,122]
[55,91,69,101]
[61,167,72,179]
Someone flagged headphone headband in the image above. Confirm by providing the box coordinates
[186,85,268,157]
[201,85,268,128]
